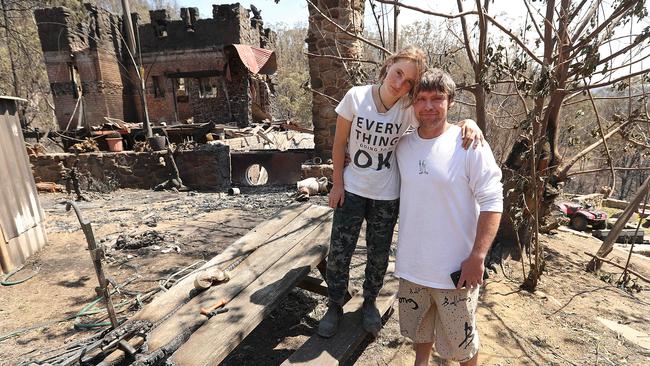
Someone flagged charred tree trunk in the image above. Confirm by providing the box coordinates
[489,0,575,292]
[474,87,488,133]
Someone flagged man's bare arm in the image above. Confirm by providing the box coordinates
[457,211,501,289]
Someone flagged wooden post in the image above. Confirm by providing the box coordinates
[587,175,650,272]
[67,201,119,328]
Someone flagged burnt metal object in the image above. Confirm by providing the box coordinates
[65,200,119,329]
[231,150,311,186]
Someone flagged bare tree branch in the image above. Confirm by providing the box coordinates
[621,135,650,149]
[568,31,650,78]
[375,0,545,65]
[523,0,545,41]
[568,166,650,177]
[569,0,601,43]
[571,0,636,53]
[306,86,340,104]
[563,92,649,107]
[375,0,477,18]
[368,0,387,50]
[587,89,616,196]
[557,120,633,180]
[570,66,650,92]
[303,51,380,64]
[456,0,476,68]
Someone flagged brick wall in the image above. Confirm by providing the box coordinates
[139,49,229,124]
[35,5,136,129]
[30,145,231,192]
[35,3,277,129]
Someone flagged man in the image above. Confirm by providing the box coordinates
[395,69,503,366]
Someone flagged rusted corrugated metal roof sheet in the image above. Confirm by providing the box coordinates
[0,96,47,274]
[228,44,277,75]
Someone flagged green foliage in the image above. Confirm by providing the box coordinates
[0,0,54,129]
[272,23,312,127]
[275,70,311,124]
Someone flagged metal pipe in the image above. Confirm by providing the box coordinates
[121,0,152,138]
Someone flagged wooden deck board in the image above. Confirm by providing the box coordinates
[134,202,312,324]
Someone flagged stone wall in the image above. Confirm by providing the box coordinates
[225,54,252,126]
[307,0,365,158]
[30,145,231,192]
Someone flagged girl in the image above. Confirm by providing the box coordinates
[318,46,484,338]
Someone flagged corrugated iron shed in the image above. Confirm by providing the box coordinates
[0,96,47,275]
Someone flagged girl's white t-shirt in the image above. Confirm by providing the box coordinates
[335,85,415,200]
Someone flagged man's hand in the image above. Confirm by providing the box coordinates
[328,183,345,208]
[458,119,484,150]
[456,253,485,289]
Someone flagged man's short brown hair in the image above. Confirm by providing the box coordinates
[418,68,456,102]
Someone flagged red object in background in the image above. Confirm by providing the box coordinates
[105,137,123,152]
[556,202,608,231]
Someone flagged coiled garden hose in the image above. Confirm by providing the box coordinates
[1,265,39,286]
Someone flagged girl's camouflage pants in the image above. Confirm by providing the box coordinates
[326,191,399,306]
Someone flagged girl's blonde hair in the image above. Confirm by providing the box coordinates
[378,45,427,102]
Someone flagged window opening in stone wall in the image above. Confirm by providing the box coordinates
[153,75,165,98]
[198,77,219,99]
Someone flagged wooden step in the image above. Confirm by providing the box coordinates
[134,202,312,324]
[282,265,398,366]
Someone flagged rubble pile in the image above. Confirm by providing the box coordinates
[68,138,99,153]
[191,187,298,214]
[115,230,171,250]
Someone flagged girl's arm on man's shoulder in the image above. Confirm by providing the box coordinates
[455,119,484,149]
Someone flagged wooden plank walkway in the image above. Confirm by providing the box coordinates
[99,203,330,365]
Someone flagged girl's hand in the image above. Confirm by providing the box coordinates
[458,119,484,150]
[328,183,345,208]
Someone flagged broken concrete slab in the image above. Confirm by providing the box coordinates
[593,229,647,244]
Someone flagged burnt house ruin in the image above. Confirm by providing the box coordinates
[34,3,277,131]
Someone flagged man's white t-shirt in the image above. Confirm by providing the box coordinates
[394,125,503,289]
[335,85,415,200]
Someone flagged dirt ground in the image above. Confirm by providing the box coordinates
[1,188,650,365]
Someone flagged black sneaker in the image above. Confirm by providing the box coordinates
[317,303,343,338]
[362,299,381,337]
